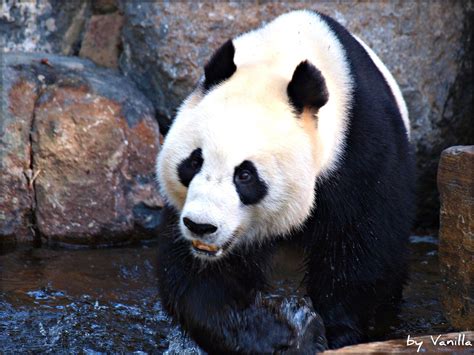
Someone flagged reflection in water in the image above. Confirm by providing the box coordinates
[0,236,451,352]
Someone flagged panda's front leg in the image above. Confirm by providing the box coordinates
[305,246,377,349]
[157,233,305,354]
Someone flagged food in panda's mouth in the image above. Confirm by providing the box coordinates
[191,239,219,253]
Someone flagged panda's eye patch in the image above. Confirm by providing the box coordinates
[178,148,203,187]
[233,161,268,205]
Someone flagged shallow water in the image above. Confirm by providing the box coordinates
[0,235,451,353]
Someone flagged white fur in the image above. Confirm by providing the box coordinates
[352,35,410,137]
[233,10,353,177]
[158,72,317,252]
[158,11,407,259]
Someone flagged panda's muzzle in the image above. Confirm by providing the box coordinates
[182,217,237,258]
[183,217,221,256]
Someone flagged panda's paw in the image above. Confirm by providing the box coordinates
[229,302,295,353]
[278,297,327,354]
[229,296,327,354]
[278,317,327,354]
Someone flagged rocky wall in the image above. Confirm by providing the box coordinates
[1,0,473,230]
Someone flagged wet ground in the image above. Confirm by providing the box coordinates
[0,235,452,353]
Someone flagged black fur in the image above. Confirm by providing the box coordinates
[157,208,305,354]
[233,160,268,205]
[301,12,415,348]
[177,148,203,187]
[158,11,415,353]
[287,60,329,114]
[204,40,237,91]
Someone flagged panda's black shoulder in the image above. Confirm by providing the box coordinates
[303,12,415,233]
[316,12,407,141]
[315,12,381,81]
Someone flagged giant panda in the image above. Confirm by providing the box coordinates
[156,10,415,353]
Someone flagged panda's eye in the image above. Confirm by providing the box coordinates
[233,160,268,205]
[236,170,253,184]
[190,156,202,170]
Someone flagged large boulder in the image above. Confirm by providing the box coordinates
[1,53,162,247]
[118,1,473,227]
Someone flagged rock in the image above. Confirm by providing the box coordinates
[323,331,474,353]
[2,1,472,228]
[118,1,473,227]
[60,1,90,56]
[0,60,38,246]
[1,53,162,247]
[91,0,118,14]
[0,0,91,55]
[438,146,474,330]
[79,12,123,68]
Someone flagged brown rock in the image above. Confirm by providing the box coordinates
[323,331,474,353]
[438,146,474,330]
[1,53,162,247]
[0,74,38,246]
[79,12,123,68]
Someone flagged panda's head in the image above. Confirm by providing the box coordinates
[157,39,330,260]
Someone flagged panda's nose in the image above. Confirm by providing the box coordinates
[183,217,218,236]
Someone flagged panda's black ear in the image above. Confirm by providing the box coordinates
[203,40,237,91]
[287,60,329,114]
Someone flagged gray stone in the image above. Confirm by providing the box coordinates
[0,0,90,55]
[119,1,473,227]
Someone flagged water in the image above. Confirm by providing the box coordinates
[0,245,200,353]
[0,236,451,353]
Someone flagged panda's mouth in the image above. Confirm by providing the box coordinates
[191,240,223,257]
[190,237,235,258]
